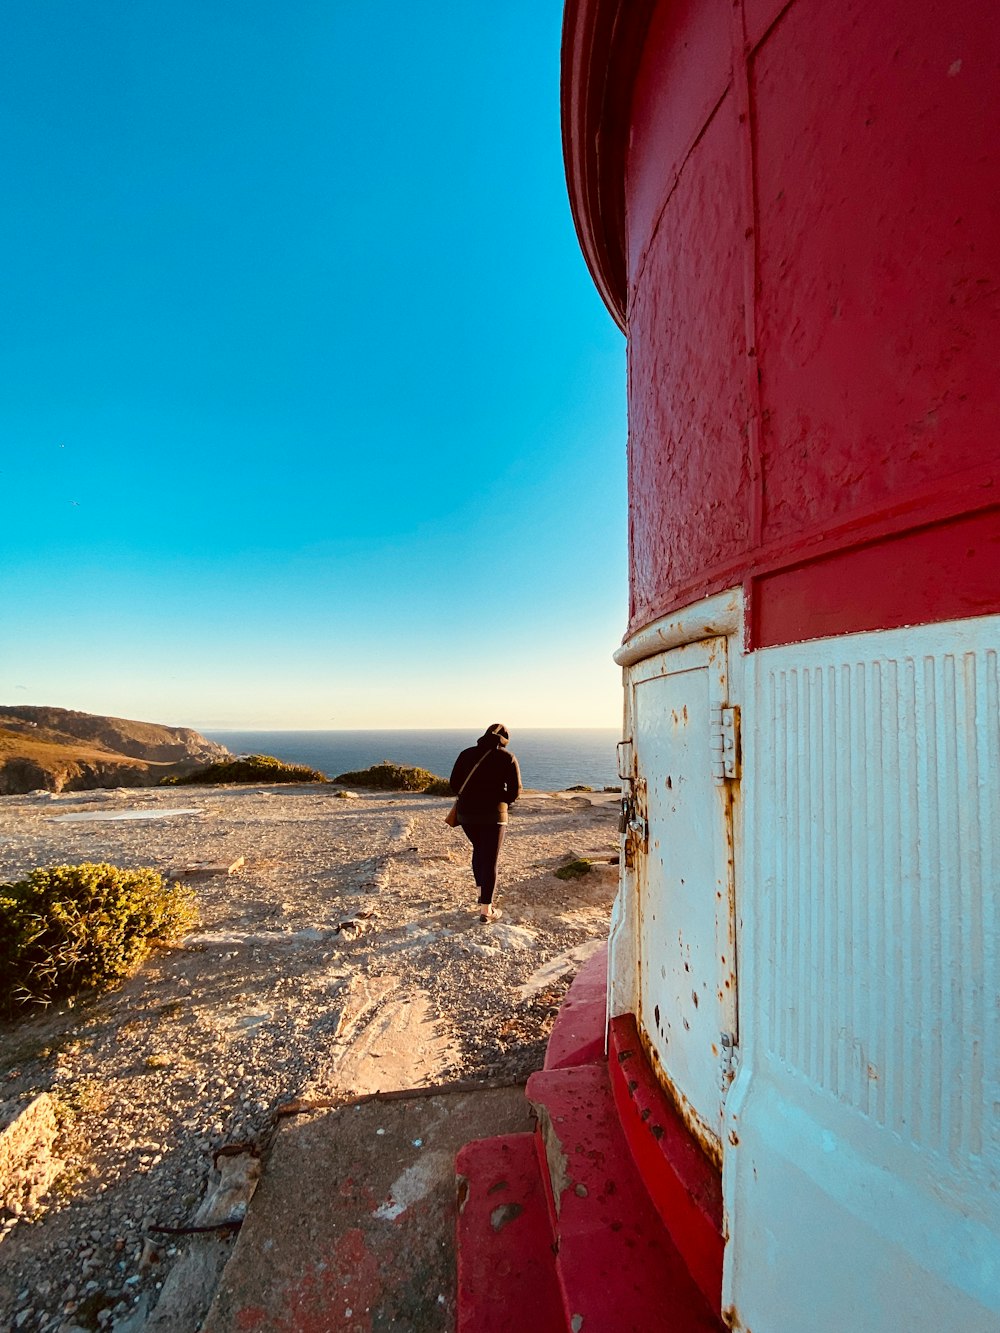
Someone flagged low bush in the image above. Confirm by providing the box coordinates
[422,777,453,796]
[332,761,448,792]
[0,863,198,1015]
[162,754,327,786]
[554,858,593,880]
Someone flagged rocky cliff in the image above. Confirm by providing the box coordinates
[0,708,231,794]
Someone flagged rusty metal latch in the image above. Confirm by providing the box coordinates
[619,787,648,858]
[720,1030,739,1092]
[616,738,634,783]
[628,813,648,847]
[710,705,740,783]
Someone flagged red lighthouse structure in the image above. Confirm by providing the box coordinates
[457,2,999,1329]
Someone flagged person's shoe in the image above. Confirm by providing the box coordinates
[479,905,502,923]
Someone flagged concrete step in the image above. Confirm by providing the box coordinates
[456,1133,565,1333]
[527,1061,724,1333]
[202,1086,531,1333]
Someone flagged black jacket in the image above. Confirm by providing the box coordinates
[450,740,522,825]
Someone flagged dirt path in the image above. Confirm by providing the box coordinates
[0,783,619,1333]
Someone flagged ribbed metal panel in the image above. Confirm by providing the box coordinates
[758,631,999,1162]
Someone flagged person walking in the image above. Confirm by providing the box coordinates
[450,723,522,922]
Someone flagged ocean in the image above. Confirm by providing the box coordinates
[202,728,622,792]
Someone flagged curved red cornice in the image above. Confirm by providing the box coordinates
[561,0,656,333]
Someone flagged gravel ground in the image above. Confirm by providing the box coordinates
[0,783,619,1332]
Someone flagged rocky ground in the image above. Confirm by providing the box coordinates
[0,783,620,1332]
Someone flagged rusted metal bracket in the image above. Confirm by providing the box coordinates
[618,790,648,841]
[627,813,649,848]
[710,705,740,783]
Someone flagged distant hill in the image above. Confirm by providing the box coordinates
[0,707,231,794]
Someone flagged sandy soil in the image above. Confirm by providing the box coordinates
[0,782,619,1333]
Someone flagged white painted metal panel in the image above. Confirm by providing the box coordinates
[607,588,745,1030]
[724,616,1000,1331]
[633,637,736,1147]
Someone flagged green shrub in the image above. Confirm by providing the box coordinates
[422,778,453,796]
[0,863,198,1015]
[162,754,327,786]
[332,761,447,792]
[554,858,593,880]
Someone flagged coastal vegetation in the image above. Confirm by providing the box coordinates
[554,858,593,880]
[333,760,450,793]
[161,754,327,785]
[0,862,197,1015]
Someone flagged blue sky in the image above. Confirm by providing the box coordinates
[1,2,626,730]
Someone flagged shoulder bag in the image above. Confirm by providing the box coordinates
[445,749,491,828]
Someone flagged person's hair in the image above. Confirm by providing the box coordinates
[479,723,509,747]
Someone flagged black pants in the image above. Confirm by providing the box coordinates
[460,822,506,905]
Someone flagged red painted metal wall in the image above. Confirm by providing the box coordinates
[564,0,1000,648]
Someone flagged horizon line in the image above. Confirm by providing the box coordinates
[200,724,621,732]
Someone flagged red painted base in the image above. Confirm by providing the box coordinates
[543,946,608,1070]
[455,947,725,1332]
[456,1133,565,1333]
[608,1014,724,1314]
[527,1062,722,1332]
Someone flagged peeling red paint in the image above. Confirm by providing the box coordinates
[288,1229,382,1333]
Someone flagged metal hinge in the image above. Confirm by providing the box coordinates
[720,1031,739,1092]
[710,705,740,783]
